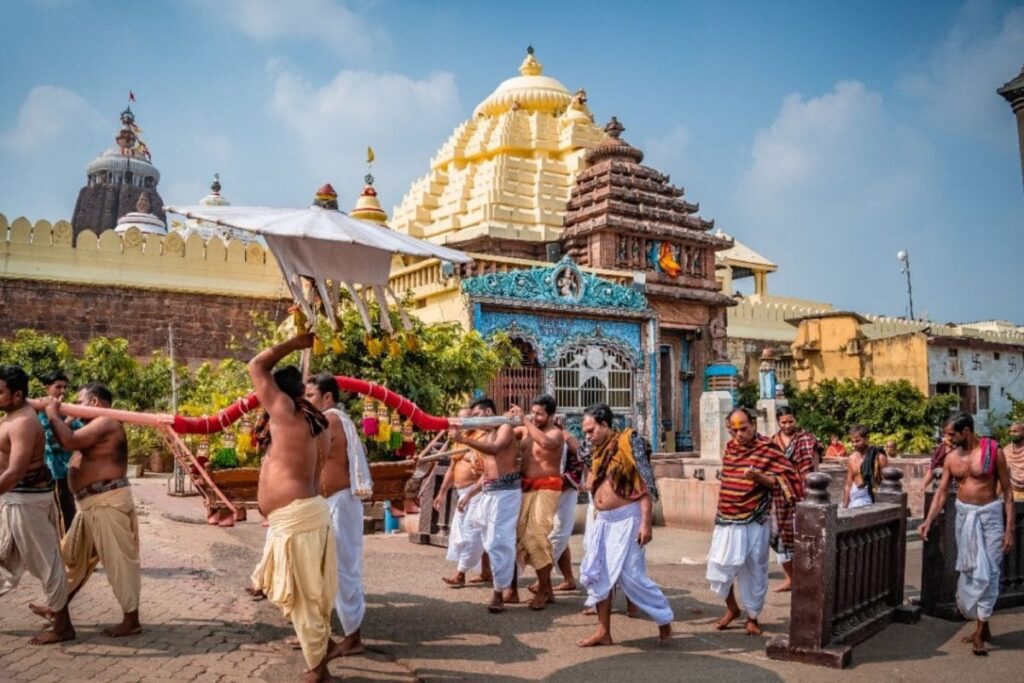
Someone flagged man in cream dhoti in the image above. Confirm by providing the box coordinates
[0,365,75,644]
[510,395,565,610]
[707,407,801,636]
[451,398,522,613]
[577,403,672,647]
[249,334,339,682]
[920,412,1015,656]
[46,381,141,638]
[306,373,373,659]
[435,408,488,587]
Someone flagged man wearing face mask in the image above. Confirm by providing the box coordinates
[1006,422,1024,502]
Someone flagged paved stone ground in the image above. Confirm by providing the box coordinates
[2,476,1022,682]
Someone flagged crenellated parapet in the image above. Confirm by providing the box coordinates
[0,213,286,299]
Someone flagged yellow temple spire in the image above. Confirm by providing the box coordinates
[519,45,542,76]
[350,147,389,225]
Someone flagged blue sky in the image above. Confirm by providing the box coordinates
[1,0,1021,323]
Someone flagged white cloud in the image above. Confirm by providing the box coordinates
[0,85,102,153]
[731,80,941,317]
[267,66,460,206]
[195,0,387,57]
[898,1,1024,140]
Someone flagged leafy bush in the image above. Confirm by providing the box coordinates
[786,378,959,455]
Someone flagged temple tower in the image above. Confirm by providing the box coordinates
[71,106,164,240]
[998,65,1024,192]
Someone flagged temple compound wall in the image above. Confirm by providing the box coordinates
[0,214,290,362]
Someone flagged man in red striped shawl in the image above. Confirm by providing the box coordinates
[770,405,820,592]
[707,407,802,636]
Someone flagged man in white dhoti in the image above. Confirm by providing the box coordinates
[707,407,801,636]
[451,398,522,613]
[843,425,887,509]
[920,412,1015,656]
[577,403,672,647]
[434,409,488,587]
[0,365,75,644]
[306,373,373,657]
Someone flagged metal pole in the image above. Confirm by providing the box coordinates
[168,324,189,496]
[904,256,915,321]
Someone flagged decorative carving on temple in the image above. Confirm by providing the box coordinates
[461,256,647,311]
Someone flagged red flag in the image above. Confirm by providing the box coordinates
[129,91,136,102]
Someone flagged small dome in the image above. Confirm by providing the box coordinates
[199,173,230,207]
[351,174,389,225]
[473,47,574,118]
[115,193,166,235]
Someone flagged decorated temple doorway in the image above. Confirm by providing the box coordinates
[659,333,695,452]
[487,338,544,412]
[553,341,637,436]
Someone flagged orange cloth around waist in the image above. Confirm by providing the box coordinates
[521,476,563,492]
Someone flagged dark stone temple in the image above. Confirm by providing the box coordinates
[71,107,165,241]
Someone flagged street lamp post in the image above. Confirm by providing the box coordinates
[897,250,915,321]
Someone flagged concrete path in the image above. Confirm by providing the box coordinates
[1,477,1021,682]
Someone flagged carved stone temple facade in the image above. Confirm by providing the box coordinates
[388,49,736,451]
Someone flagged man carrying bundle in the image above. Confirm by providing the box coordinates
[248,334,339,682]
[436,408,488,588]
[46,381,141,638]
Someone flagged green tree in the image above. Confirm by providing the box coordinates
[788,378,959,454]
[0,329,79,396]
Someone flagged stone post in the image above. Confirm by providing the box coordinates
[756,398,788,437]
[998,66,1024,192]
[699,391,733,461]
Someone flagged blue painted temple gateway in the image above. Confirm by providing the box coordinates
[464,258,657,441]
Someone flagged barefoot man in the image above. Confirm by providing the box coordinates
[843,425,887,508]
[769,406,819,592]
[707,407,801,636]
[436,408,487,588]
[510,395,564,610]
[46,381,141,638]
[1005,421,1024,502]
[248,334,339,682]
[0,365,75,644]
[451,397,521,613]
[919,412,1014,656]
[545,413,581,594]
[577,403,672,647]
[305,372,372,659]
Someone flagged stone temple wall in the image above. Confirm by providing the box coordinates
[0,214,290,362]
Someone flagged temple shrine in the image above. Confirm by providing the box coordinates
[388,48,735,451]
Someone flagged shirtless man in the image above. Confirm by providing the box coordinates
[305,372,371,659]
[0,365,75,644]
[248,334,339,682]
[509,395,565,610]
[577,403,672,647]
[436,408,487,588]
[919,412,1014,656]
[1005,422,1024,502]
[452,397,522,613]
[843,425,887,508]
[46,382,141,637]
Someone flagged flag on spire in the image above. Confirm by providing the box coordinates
[367,146,374,164]
[129,91,136,102]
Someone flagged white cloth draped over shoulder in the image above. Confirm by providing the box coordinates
[324,407,373,498]
[955,498,1004,621]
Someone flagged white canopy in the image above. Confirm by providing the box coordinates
[165,204,471,335]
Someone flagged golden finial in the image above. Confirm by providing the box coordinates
[519,45,542,77]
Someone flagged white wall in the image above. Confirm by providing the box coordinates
[928,343,1024,428]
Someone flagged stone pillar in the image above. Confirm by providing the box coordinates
[699,391,733,461]
[756,398,788,437]
[998,66,1024,192]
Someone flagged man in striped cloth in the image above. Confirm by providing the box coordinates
[707,407,802,636]
[769,406,820,592]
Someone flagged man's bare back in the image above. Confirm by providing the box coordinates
[318,411,350,498]
[0,406,45,484]
[249,333,324,517]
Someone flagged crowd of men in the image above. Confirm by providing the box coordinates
[0,331,1022,679]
